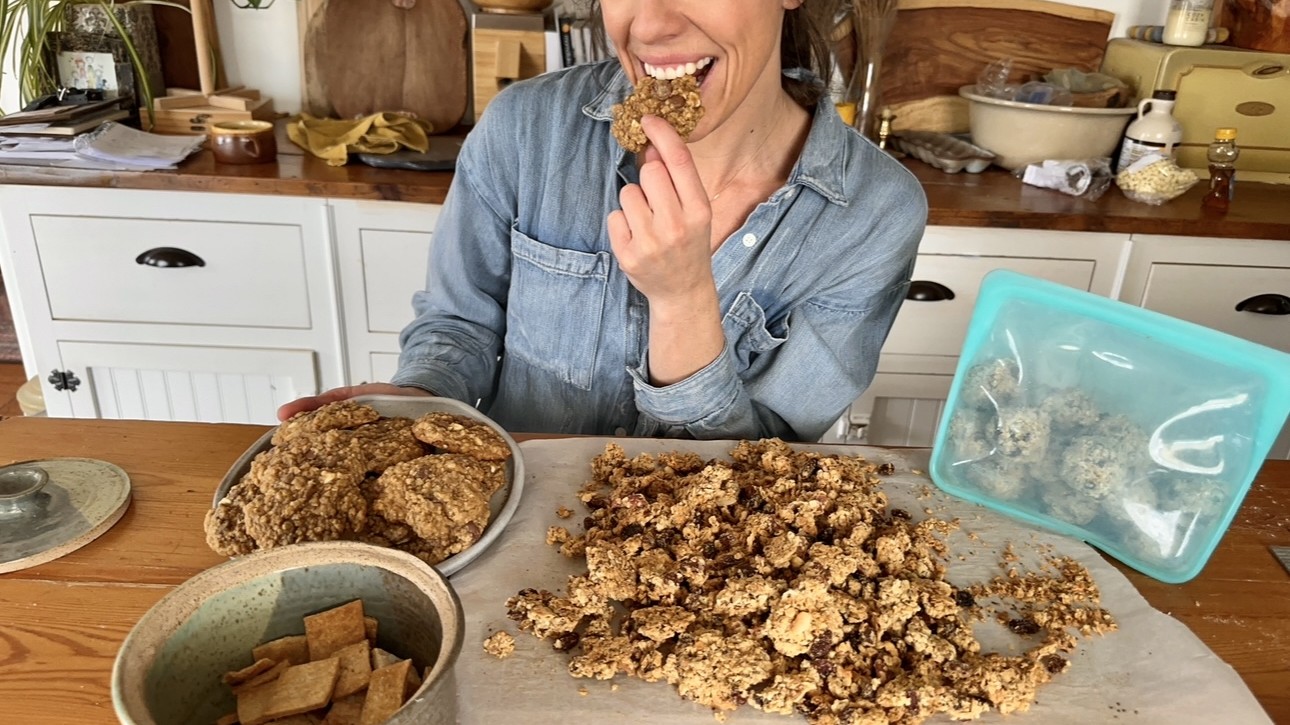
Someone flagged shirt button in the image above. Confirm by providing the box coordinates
[741,233,757,247]
[614,427,627,436]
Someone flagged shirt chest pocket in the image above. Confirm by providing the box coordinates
[507,228,612,390]
[722,291,788,373]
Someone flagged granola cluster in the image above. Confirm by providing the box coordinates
[610,75,704,153]
[204,401,510,566]
[506,439,1115,724]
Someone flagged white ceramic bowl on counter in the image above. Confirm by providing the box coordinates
[959,85,1137,170]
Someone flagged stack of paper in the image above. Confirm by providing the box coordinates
[72,122,205,170]
[0,121,204,171]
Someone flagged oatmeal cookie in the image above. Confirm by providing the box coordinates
[610,75,704,153]
[204,481,257,556]
[963,457,1030,501]
[270,400,381,446]
[1156,473,1228,517]
[394,536,453,567]
[372,454,497,556]
[1059,435,1130,499]
[334,416,428,474]
[959,358,1021,410]
[994,406,1052,462]
[245,437,367,486]
[1038,484,1100,526]
[242,464,367,548]
[1039,388,1102,430]
[411,412,511,462]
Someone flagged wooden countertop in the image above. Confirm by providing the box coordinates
[0,124,1286,240]
[0,416,1286,723]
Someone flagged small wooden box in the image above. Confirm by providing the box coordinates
[471,12,546,123]
[140,89,274,135]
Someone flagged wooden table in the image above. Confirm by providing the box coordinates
[1,416,1286,723]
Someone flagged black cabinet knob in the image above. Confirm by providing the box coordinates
[1234,293,1290,316]
[135,247,205,268]
[906,280,955,302]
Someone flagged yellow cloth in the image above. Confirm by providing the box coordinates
[287,112,434,166]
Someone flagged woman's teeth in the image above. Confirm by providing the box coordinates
[643,57,713,80]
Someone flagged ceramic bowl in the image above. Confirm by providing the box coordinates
[112,541,463,725]
[959,85,1137,170]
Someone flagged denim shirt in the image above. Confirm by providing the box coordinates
[391,61,927,441]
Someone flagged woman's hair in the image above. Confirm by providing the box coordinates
[586,1,842,107]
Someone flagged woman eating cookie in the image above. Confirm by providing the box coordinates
[279,0,927,442]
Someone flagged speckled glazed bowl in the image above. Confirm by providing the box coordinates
[112,541,463,725]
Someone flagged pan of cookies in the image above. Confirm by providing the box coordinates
[206,395,525,576]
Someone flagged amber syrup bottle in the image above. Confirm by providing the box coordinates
[1202,128,1239,213]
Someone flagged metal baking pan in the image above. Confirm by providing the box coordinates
[214,395,525,577]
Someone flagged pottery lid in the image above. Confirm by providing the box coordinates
[0,458,131,573]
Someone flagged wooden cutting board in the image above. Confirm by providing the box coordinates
[304,0,468,132]
[876,0,1115,133]
[154,0,228,91]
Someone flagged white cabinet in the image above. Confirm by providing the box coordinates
[0,186,343,424]
[54,341,316,423]
[1121,234,1290,459]
[330,199,439,384]
[824,226,1130,446]
[5,181,1283,454]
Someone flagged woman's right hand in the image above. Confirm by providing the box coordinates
[275,383,433,422]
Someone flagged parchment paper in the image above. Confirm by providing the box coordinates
[451,439,1272,724]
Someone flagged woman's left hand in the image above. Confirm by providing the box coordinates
[607,115,716,304]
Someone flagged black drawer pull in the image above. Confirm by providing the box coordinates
[1235,293,1290,316]
[135,247,206,268]
[906,280,955,302]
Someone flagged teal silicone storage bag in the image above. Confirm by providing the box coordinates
[928,269,1290,583]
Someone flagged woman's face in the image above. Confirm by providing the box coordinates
[601,0,802,141]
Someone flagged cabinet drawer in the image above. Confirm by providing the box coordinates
[883,254,1096,357]
[362,229,432,334]
[1138,262,1290,354]
[32,214,311,328]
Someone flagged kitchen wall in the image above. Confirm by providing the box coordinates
[216,0,1169,115]
[1,0,1170,116]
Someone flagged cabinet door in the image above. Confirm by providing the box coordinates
[46,341,317,424]
[883,227,1128,360]
[823,370,954,446]
[331,200,441,384]
[1121,235,1290,355]
[0,185,345,415]
[1122,234,1290,459]
[826,227,1130,444]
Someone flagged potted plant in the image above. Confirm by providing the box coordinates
[0,0,187,114]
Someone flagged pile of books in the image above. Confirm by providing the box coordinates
[548,10,614,73]
[0,96,130,136]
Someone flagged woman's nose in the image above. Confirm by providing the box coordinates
[629,0,687,43]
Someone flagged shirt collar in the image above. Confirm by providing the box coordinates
[587,64,852,206]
